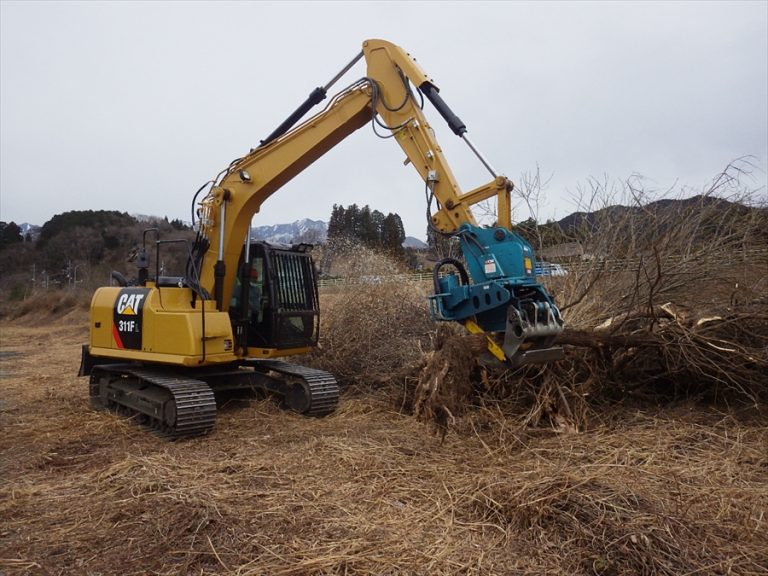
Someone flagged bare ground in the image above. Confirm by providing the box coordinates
[1,313,767,575]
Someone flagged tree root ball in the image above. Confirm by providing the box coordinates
[413,325,478,440]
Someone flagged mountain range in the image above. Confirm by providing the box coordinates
[250,218,428,249]
[17,195,759,249]
[250,218,327,244]
[553,195,741,233]
[13,218,430,249]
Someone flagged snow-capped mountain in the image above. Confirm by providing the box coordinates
[19,223,41,240]
[250,219,328,244]
[248,220,428,248]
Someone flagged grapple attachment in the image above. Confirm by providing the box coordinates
[502,290,564,366]
[429,224,564,366]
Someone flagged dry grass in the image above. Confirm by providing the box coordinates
[2,301,767,575]
[306,247,434,387]
[2,191,767,574]
[1,290,90,323]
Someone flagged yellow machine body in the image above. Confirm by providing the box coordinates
[88,284,309,367]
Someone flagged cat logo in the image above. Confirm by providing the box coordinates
[116,293,145,315]
[113,288,149,350]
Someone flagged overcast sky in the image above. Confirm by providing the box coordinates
[1,1,766,239]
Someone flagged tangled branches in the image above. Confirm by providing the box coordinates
[526,160,768,418]
[558,299,768,403]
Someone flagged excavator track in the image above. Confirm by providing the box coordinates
[250,360,339,416]
[87,360,337,439]
[89,365,216,439]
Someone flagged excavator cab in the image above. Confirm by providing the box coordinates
[230,241,319,354]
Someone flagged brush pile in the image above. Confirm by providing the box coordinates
[315,172,768,436]
[543,173,768,416]
[556,296,768,399]
[306,244,434,387]
[471,170,767,418]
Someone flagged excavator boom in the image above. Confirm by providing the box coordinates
[193,38,563,365]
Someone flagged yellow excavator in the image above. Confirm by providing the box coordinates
[78,39,564,438]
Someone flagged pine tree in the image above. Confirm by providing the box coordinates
[371,210,385,243]
[326,204,408,257]
[382,213,405,255]
[343,204,361,239]
[359,205,379,246]
[327,204,347,240]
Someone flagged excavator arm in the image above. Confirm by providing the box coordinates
[192,39,563,365]
[361,40,514,233]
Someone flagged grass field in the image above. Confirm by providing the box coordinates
[1,302,766,575]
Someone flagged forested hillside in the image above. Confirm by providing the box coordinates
[0,211,193,305]
[0,203,416,310]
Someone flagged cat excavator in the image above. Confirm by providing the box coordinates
[78,39,564,438]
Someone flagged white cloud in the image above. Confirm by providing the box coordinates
[1,1,766,239]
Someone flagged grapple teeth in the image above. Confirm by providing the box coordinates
[503,300,564,364]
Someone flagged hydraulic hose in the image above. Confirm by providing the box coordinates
[432,258,470,295]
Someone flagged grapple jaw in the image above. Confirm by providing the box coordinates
[428,224,565,366]
[502,294,564,367]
